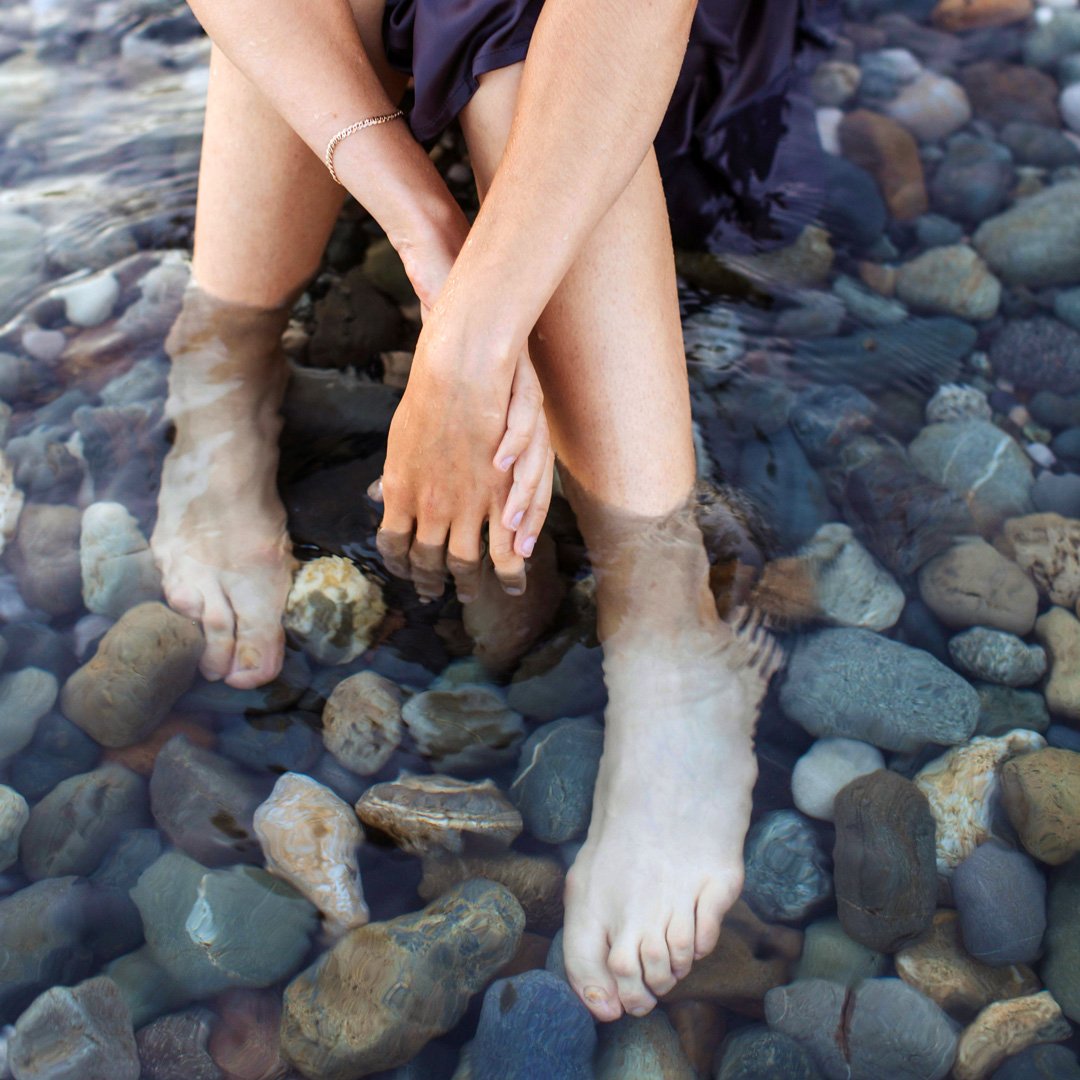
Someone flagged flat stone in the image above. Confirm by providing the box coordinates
[896,245,1000,321]
[833,769,938,952]
[791,737,886,822]
[954,992,1072,1080]
[743,809,833,924]
[1035,607,1080,721]
[1043,858,1080,1023]
[716,1025,824,1080]
[1001,748,1080,865]
[321,670,403,775]
[949,628,1047,688]
[932,0,1033,31]
[0,668,57,764]
[136,1010,222,1080]
[402,686,525,773]
[794,916,888,986]
[79,502,161,619]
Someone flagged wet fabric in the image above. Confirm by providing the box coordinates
[382,0,841,254]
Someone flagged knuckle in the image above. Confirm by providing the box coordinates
[203,611,231,634]
[666,932,694,956]
[641,945,668,967]
[606,951,640,979]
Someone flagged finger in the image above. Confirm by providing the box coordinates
[487,513,526,596]
[376,525,414,581]
[514,447,555,559]
[447,516,484,605]
[501,412,550,532]
[410,518,449,602]
[491,349,544,473]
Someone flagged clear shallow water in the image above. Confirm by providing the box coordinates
[1,0,1080,1078]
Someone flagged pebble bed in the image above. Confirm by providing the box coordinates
[1,0,1080,1078]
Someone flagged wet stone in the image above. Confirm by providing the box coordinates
[833,769,938,952]
[742,809,833,924]
[1000,513,1080,610]
[506,641,606,722]
[991,1044,1080,1080]
[794,916,888,986]
[716,1025,825,1080]
[1043,857,1080,1023]
[1001,748,1080,865]
[281,880,524,1080]
[0,785,29,872]
[470,970,596,1080]
[781,628,980,753]
[0,668,58,764]
[926,383,992,425]
[954,992,1072,1080]
[131,850,318,1000]
[953,842,1047,966]
[8,976,138,1080]
[19,762,149,880]
[321,670,404,776]
[509,716,603,843]
[218,713,320,774]
[1035,608,1080,721]
[207,989,288,1080]
[949,628,1047,688]
[975,686,1050,738]
[149,735,268,867]
[79,501,161,619]
[90,827,163,891]
[135,1009,222,1080]
[929,134,1014,225]
[7,504,83,617]
[61,602,204,748]
[791,737,885,822]
[105,715,216,777]
[666,999,726,1077]
[101,947,191,1032]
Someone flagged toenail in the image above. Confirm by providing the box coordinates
[583,986,608,1005]
[629,1005,651,1017]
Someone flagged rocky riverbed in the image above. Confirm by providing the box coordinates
[1,0,1080,1077]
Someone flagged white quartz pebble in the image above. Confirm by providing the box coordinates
[792,737,886,821]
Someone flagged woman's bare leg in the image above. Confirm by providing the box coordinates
[460,64,778,1021]
[153,22,406,688]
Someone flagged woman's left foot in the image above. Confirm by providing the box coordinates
[561,613,781,1021]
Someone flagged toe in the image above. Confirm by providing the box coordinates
[666,907,696,981]
[639,930,676,998]
[562,910,622,1023]
[694,876,740,960]
[227,619,284,689]
[198,586,237,682]
[607,934,657,1017]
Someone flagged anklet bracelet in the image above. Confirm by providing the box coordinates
[325,110,405,185]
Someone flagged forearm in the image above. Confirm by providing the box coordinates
[186,0,463,250]
[432,0,697,357]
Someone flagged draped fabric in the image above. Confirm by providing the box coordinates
[383,0,841,253]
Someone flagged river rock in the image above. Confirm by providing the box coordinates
[506,641,606,722]
[896,246,1000,321]
[7,504,83,616]
[356,773,522,855]
[8,976,139,1080]
[954,992,1072,1080]
[791,738,886,822]
[992,1044,1080,1079]
[919,540,1039,635]
[61,602,204,748]
[743,810,833,924]
[19,763,148,880]
[106,716,216,777]
[1001,748,1080,865]
[926,384,993,425]
[136,1009,221,1080]
[281,880,524,1080]
[665,1000,726,1077]
[833,769,938,952]
[0,668,57,764]
[839,109,928,219]
[103,947,190,1031]
[253,772,368,934]
[914,731,1047,875]
[976,686,1050,738]
[1036,608,1080,720]
[717,1025,823,1080]
[321,670,403,775]
[402,686,525,773]
[0,450,24,558]
[949,628,1046,688]
[1000,513,1080,610]
[930,135,1014,226]
[884,71,972,142]
[781,628,980,752]
[592,1010,693,1080]
[952,842,1047,965]
[794,916,888,986]
[974,182,1080,288]
[131,850,318,999]
[909,421,1034,533]
[765,977,958,1080]
[149,736,268,867]
[207,989,287,1080]
[92,828,163,891]
[419,851,564,934]
[79,502,161,618]
[896,910,1041,1021]
[54,270,121,329]
[1043,857,1080,1022]
[218,712,320,774]
[283,556,385,666]
[470,970,596,1080]
[660,900,802,1013]
[933,0,1033,30]
[509,716,603,844]
[0,785,29,872]
[990,318,1080,396]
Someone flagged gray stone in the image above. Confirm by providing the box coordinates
[717,1025,824,1080]
[0,669,58,764]
[975,685,1051,737]
[135,1009,222,1080]
[104,947,191,1031]
[0,785,29,873]
[743,810,833,924]
[8,976,138,1080]
[218,713,321,775]
[949,628,1047,688]
[0,214,46,324]
[930,135,1014,226]
[990,317,1080,395]
[91,828,163,891]
[1032,470,1080,518]
[19,763,149,880]
[1056,287,1080,333]
[780,629,980,753]
[79,502,162,619]
[925,384,992,425]
[831,274,907,327]
[594,1011,694,1080]
[131,850,317,1000]
[509,717,603,844]
[1043,856,1080,1023]
[794,916,888,986]
[953,842,1047,966]
[8,711,101,803]
[507,643,606,722]
[403,686,525,774]
[1000,122,1080,169]
[991,1043,1080,1079]
[895,245,1000,321]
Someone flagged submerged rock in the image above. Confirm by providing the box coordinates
[135,1009,221,1080]
[953,992,1072,1080]
[1001,748,1080,865]
[0,785,29,872]
[7,504,83,616]
[594,1010,695,1080]
[1043,858,1080,1023]
[1034,607,1080,721]
[207,989,288,1080]
[948,628,1047,688]
[742,810,833,924]
[791,737,885,822]
[402,686,525,773]
[794,916,887,987]
[0,668,57,765]
[253,772,368,934]
[999,513,1080,610]
[321,670,403,776]
[79,502,162,619]
[716,1025,823,1080]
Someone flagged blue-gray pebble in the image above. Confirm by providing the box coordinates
[716,1025,824,1080]
[743,810,832,924]
[991,1043,1080,1079]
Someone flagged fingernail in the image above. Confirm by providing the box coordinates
[583,987,608,1005]
[498,455,515,472]
[521,536,536,557]
[510,510,524,529]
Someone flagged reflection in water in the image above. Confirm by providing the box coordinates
[1,0,1080,1077]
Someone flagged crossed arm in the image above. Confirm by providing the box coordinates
[185,0,696,594]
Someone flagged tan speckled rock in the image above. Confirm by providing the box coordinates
[9,503,83,615]
[1035,607,1080,721]
[918,539,1038,635]
[0,450,23,558]
[61,602,204,748]
[999,513,1080,609]
[895,910,1040,1021]
[914,730,1046,875]
[953,991,1071,1080]
[839,110,928,220]
[1001,748,1080,865]
[254,772,368,934]
[284,556,385,666]
[355,773,522,855]
[321,670,403,776]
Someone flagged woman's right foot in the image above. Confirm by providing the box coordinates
[150,284,297,689]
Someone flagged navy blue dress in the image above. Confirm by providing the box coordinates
[382,0,841,255]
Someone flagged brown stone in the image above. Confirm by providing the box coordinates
[839,110,928,220]
[932,0,1034,31]
[1001,748,1080,865]
[494,931,552,980]
[6,503,82,615]
[895,910,1041,1022]
[960,60,1062,129]
[666,1000,727,1077]
[105,715,215,776]
[833,769,938,952]
[419,851,565,934]
[998,513,1080,609]
[953,991,1072,1080]
[1035,607,1080,721]
[660,900,802,1016]
[321,670,403,776]
[858,261,898,296]
[209,989,289,1080]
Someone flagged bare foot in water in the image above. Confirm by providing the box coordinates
[150,285,296,689]
[561,610,781,1021]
